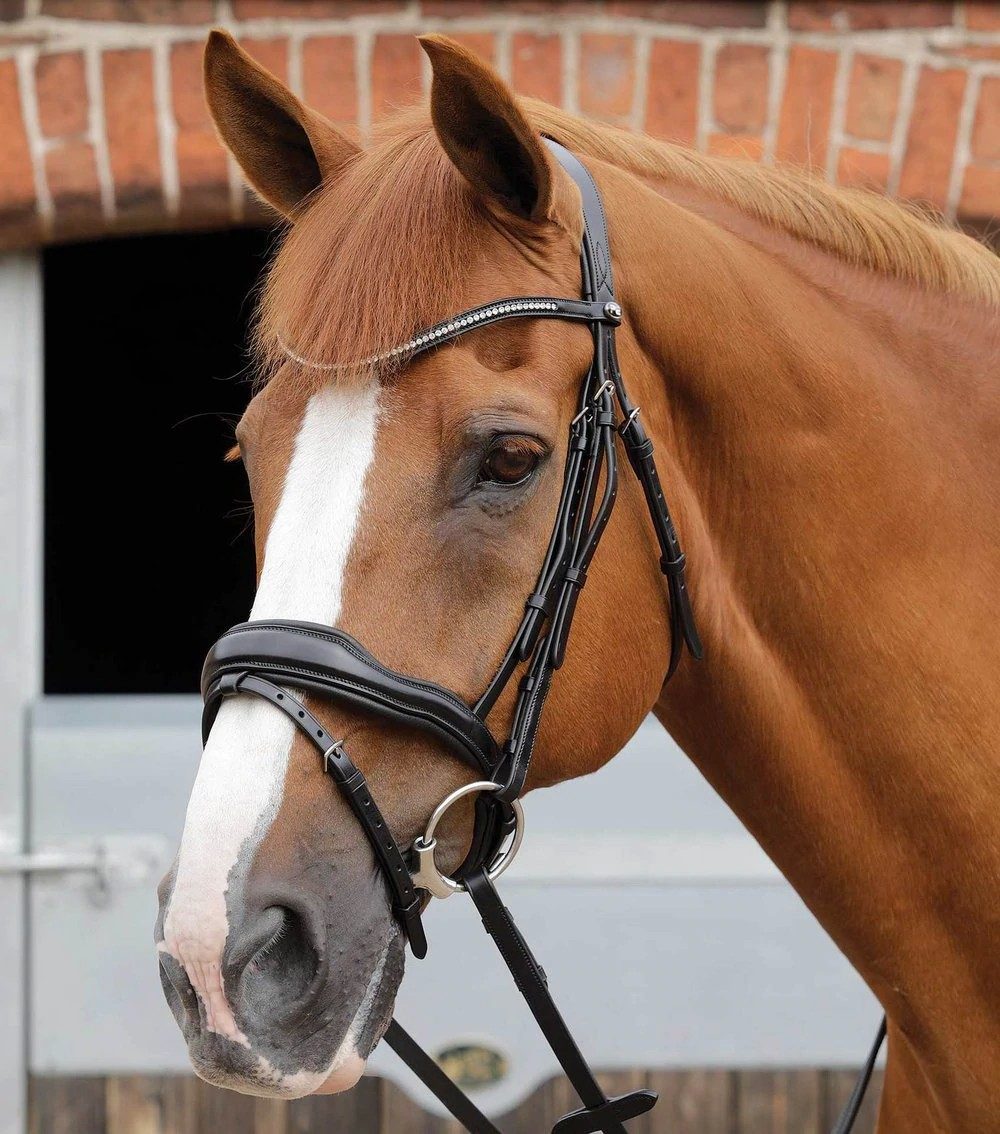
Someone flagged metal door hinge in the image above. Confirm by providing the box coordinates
[0,834,170,906]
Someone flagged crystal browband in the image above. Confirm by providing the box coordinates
[278,296,623,371]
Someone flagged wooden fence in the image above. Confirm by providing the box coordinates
[30,1068,882,1134]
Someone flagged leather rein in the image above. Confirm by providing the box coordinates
[201,138,884,1133]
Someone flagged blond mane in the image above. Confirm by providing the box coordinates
[257,100,999,387]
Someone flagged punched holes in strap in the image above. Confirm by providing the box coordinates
[208,672,428,959]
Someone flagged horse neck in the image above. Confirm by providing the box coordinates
[613,175,1000,1107]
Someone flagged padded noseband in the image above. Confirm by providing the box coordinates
[203,620,501,775]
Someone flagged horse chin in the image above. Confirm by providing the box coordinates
[312,1050,367,1094]
[308,928,400,1095]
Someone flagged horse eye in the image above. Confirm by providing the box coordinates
[479,436,542,486]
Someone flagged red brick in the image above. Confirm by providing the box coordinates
[898,66,966,208]
[714,44,768,134]
[233,0,402,16]
[707,132,764,161]
[303,36,357,129]
[0,57,40,241]
[836,146,891,192]
[607,1,766,26]
[42,0,213,21]
[776,46,838,170]
[579,34,634,123]
[103,47,162,218]
[511,33,562,104]
[959,163,1000,218]
[787,2,954,30]
[36,51,88,139]
[170,40,229,218]
[645,38,700,146]
[422,1,596,13]
[844,54,903,142]
[45,138,102,235]
[971,77,1000,162]
[419,0,483,11]
[935,45,1000,62]
[371,34,422,122]
[237,37,288,84]
[965,2,1000,30]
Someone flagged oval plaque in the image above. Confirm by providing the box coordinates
[435,1042,509,1090]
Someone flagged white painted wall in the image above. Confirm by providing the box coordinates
[0,253,43,1134]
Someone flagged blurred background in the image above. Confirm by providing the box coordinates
[1,2,997,1133]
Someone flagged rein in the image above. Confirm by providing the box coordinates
[201,138,883,1133]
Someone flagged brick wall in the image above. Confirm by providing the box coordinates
[1,1,998,250]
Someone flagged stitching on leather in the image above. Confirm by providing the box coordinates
[221,623,476,717]
[214,657,497,770]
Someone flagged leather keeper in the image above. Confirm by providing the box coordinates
[525,592,553,616]
[218,671,245,697]
[625,435,654,461]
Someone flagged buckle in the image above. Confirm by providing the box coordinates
[571,379,615,425]
[411,782,524,900]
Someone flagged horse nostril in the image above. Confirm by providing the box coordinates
[223,905,286,983]
[224,905,320,1014]
[158,950,199,1028]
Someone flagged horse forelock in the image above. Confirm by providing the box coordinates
[254,97,999,402]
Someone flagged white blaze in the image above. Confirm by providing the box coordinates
[161,383,380,1061]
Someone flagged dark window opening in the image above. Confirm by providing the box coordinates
[44,228,274,694]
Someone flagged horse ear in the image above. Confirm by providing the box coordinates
[204,29,360,218]
[420,34,554,222]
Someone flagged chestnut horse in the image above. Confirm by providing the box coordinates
[156,30,1000,1132]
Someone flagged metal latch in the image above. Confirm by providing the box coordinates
[0,835,170,906]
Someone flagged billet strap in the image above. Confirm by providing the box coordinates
[609,341,703,676]
[202,620,500,776]
[489,374,620,806]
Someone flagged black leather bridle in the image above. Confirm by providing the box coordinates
[201,139,884,1133]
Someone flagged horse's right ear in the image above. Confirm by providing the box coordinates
[204,29,360,218]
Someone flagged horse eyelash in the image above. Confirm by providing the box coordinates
[249,920,288,970]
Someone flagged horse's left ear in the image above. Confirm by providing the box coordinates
[420,34,555,222]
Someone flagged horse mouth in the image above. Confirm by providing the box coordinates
[160,927,404,1099]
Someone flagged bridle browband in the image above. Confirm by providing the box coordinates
[201,139,883,1133]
